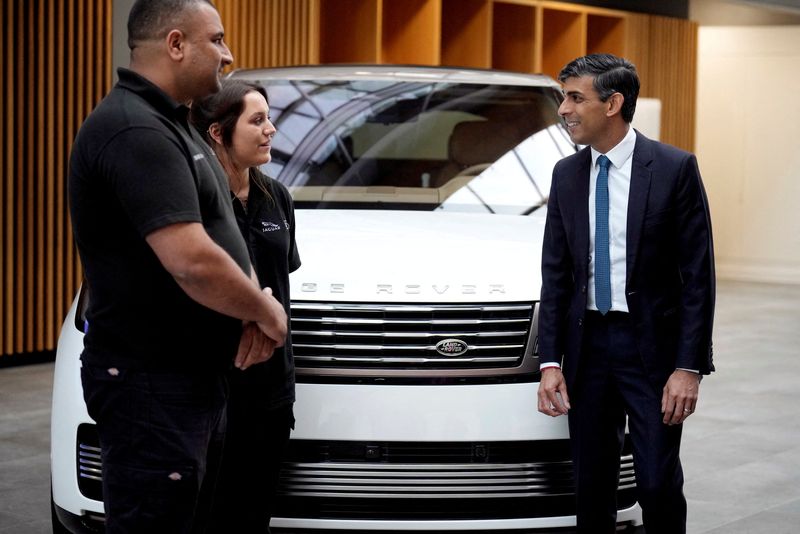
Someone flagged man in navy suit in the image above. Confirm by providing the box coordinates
[537,54,715,533]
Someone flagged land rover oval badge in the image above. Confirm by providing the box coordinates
[435,338,468,356]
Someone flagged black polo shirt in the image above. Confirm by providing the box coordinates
[69,68,251,372]
[230,169,301,409]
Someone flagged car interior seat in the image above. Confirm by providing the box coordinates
[434,120,510,188]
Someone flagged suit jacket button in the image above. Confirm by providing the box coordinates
[581,285,587,294]
[578,318,583,327]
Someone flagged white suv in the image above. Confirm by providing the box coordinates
[52,65,644,533]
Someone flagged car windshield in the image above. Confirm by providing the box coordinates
[254,78,575,215]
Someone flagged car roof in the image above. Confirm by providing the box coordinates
[228,64,561,89]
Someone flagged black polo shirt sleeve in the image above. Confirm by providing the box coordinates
[98,126,202,238]
[283,184,302,273]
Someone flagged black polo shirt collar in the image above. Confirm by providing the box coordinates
[116,67,190,125]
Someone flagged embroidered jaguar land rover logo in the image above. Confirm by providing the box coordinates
[261,221,282,232]
[435,339,469,356]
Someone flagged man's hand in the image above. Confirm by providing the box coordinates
[235,322,277,370]
[537,367,571,417]
[661,369,701,425]
[256,287,288,347]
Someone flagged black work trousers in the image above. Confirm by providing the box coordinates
[568,311,686,534]
[201,381,295,534]
[81,364,227,534]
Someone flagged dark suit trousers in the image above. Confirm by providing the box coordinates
[568,311,686,534]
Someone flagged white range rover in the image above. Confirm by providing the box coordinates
[52,65,644,533]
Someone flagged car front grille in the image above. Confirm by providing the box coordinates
[77,424,103,501]
[274,439,637,520]
[75,427,638,521]
[291,302,538,377]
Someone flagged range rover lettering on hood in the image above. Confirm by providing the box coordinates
[299,283,507,295]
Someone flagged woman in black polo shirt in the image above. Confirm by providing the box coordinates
[191,80,300,533]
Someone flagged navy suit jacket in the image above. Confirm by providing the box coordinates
[538,131,715,391]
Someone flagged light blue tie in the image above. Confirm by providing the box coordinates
[595,155,612,315]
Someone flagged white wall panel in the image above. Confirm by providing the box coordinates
[697,26,800,284]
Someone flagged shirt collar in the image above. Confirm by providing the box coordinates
[591,126,636,169]
[115,67,189,123]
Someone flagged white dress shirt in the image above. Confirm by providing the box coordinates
[587,127,636,313]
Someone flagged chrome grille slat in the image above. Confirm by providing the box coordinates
[283,477,567,485]
[295,356,521,364]
[285,469,564,483]
[291,301,536,374]
[283,483,566,492]
[293,330,528,338]
[277,490,570,499]
[277,454,636,498]
[293,304,532,313]
[287,461,572,470]
[293,343,524,351]
[293,317,530,326]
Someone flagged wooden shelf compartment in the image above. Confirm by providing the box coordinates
[540,6,586,80]
[491,0,537,73]
[381,0,441,65]
[587,13,627,57]
[440,0,491,69]
[319,0,381,63]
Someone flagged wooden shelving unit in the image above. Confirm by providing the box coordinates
[318,0,631,75]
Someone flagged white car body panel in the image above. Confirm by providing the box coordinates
[290,209,546,303]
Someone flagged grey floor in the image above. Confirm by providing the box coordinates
[1,280,799,533]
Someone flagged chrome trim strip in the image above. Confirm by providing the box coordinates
[286,461,572,470]
[79,466,102,476]
[293,303,533,313]
[294,356,521,364]
[284,477,568,489]
[293,330,528,338]
[294,343,525,351]
[277,490,574,498]
[293,317,530,326]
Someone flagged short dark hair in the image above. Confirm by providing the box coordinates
[558,54,640,123]
[190,79,269,148]
[127,0,213,50]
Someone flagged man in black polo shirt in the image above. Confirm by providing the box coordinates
[68,1,287,531]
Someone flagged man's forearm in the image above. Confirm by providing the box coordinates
[146,222,287,341]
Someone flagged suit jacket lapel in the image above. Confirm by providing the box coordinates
[571,149,592,269]
[627,131,653,285]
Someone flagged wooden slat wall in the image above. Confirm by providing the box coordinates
[643,16,698,152]
[217,0,320,69]
[625,13,697,151]
[0,0,112,357]
[0,0,320,358]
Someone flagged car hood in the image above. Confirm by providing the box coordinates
[290,209,546,303]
